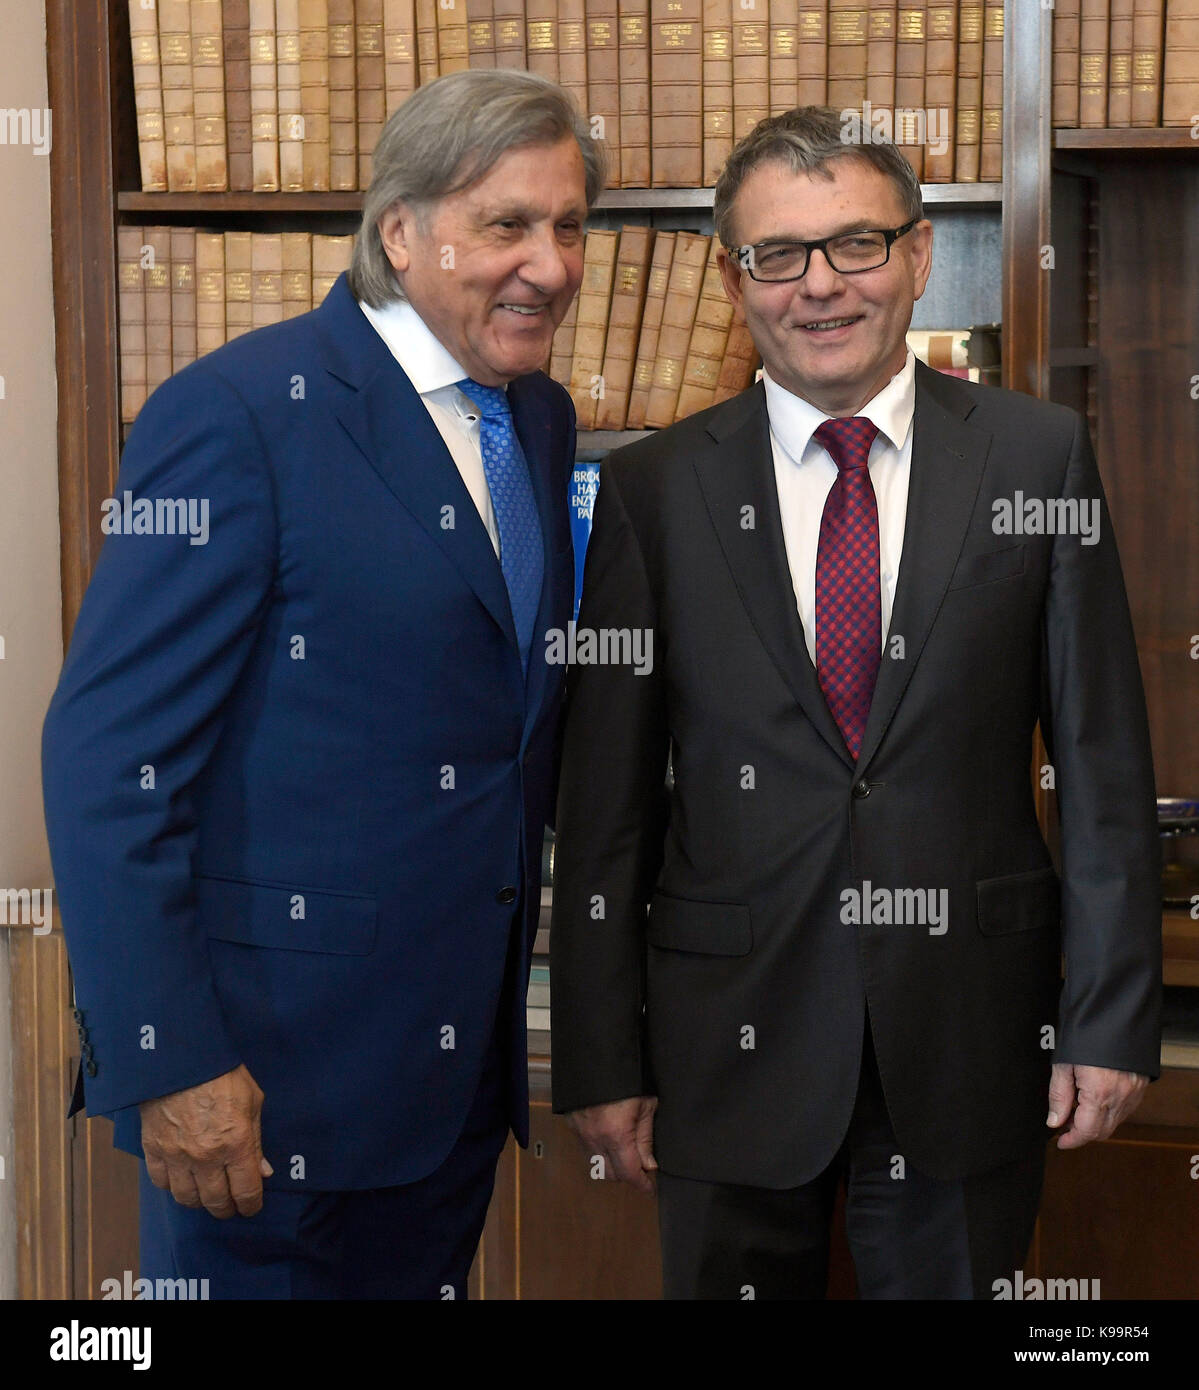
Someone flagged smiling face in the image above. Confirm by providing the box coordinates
[377,134,589,386]
[717,156,933,416]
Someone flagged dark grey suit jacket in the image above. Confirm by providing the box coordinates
[550,360,1160,1188]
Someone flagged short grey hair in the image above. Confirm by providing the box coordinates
[713,106,924,250]
[350,69,607,306]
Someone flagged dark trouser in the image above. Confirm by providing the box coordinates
[657,1018,1047,1300]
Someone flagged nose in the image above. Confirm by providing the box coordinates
[798,245,845,298]
[519,224,571,296]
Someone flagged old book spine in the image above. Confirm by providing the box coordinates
[328,0,358,189]
[282,232,314,318]
[954,0,983,180]
[493,0,527,66]
[1163,0,1199,125]
[770,0,799,117]
[1131,0,1165,125]
[276,0,304,191]
[170,226,197,374]
[733,0,770,141]
[587,0,621,183]
[195,231,226,355]
[827,0,868,111]
[300,0,331,191]
[595,226,657,429]
[252,233,285,328]
[192,0,228,191]
[620,0,651,185]
[980,0,1003,180]
[1053,0,1081,125]
[569,229,620,429]
[559,0,589,114]
[703,0,733,186]
[626,231,676,428]
[797,1,828,103]
[160,0,196,191]
[895,2,925,177]
[651,0,702,186]
[224,231,254,340]
[313,234,354,300]
[644,230,709,428]
[439,0,472,71]
[416,0,441,80]
[526,0,559,77]
[866,1,897,112]
[250,0,280,190]
[128,2,167,191]
[383,0,418,124]
[712,317,759,402]
[674,237,734,420]
[1079,0,1111,127]
[360,1,389,188]
[922,0,957,181]
[467,0,497,65]
[548,294,579,385]
[1108,0,1135,124]
[144,226,174,398]
[118,225,147,423]
[223,0,253,191]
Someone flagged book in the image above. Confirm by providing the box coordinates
[313,233,354,300]
[733,0,770,141]
[895,1,925,177]
[569,228,620,428]
[644,230,709,427]
[620,0,651,185]
[1163,0,1199,125]
[712,316,758,402]
[195,231,227,356]
[144,226,174,398]
[118,226,147,422]
[626,230,675,427]
[770,0,800,117]
[954,0,984,181]
[359,2,389,189]
[416,0,440,82]
[328,0,358,190]
[559,0,589,114]
[276,0,304,191]
[650,0,702,186]
[703,0,734,187]
[866,1,898,116]
[224,231,254,340]
[159,0,196,191]
[128,1,167,192]
[438,0,472,71]
[170,226,197,373]
[675,236,734,419]
[923,0,957,181]
[493,0,527,65]
[250,0,280,190]
[587,0,621,183]
[299,0,331,191]
[827,0,868,111]
[1108,0,1135,124]
[282,231,313,318]
[193,0,228,191]
[1053,0,1081,127]
[252,233,285,327]
[1079,0,1111,127]
[525,0,559,78]
[223,0,254,191]
[548,292,579,385]
[1132,0,1166,125]
[797,1,829,104]
[595,225,657,428]
[980,0,1003,180]
[467,0,497,65]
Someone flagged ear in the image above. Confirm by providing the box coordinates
[910,218,934,303]
[377,201,416,276]
[716,246,745,319]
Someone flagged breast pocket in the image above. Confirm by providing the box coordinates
[196,875,378,955]
[947,543,1026,591]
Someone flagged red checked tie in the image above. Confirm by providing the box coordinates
[813,416,882,760]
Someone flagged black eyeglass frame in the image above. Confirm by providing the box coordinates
[728,218,921,283]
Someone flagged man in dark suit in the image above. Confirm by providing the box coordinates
[42,69,602,1299]
[550,107,1160,1299]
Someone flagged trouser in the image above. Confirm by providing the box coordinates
[657,1016,1047,1300]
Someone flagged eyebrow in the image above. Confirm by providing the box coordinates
[742,220,884,244]
[476,202,587,222]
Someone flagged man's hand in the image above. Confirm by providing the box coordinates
[567,1096,658,1194]
[1047,1062,1148,1150]
[140,1064,273,1218]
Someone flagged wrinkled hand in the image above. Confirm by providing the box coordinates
[140,1064,273,1218]
[567,1096,659,1194]
[1047,1063,1147,1150]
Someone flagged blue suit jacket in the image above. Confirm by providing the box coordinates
[42,271,577,1189]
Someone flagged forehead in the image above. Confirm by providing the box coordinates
[732,156,906,241]
[450,136,588,214]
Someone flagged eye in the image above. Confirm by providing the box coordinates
[495,218,523,231]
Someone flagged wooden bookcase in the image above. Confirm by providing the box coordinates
[25,0,1196,1299]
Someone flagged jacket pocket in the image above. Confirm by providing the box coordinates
[948,543,1025,591]
[647,892,752,956]
[196,874,378,955]
[976,866,1060,936]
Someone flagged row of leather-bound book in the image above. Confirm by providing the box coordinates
[129,1,1012,194]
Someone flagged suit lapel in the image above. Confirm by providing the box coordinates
[696,383,856,771]
[855,361,991,772]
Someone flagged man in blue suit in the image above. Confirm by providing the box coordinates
[42,69,602,1299]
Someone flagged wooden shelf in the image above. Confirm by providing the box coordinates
[1053,128,1199,151]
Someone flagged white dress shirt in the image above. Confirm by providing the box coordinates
[763,347,917,666]
[357,295,501,558]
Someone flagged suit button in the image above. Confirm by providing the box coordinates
[852,780,871,799]
[85,1061,98,1078]
[496,886,518,905]
[80,1043,93,1060]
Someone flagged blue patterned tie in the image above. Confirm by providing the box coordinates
[456,378,544,671]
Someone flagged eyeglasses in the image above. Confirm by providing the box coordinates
[728,219,919,283]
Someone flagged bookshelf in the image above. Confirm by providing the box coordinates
[26,0,1197,1299]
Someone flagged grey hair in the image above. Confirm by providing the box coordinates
[349,69,607,306]
[713,106,924,250]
